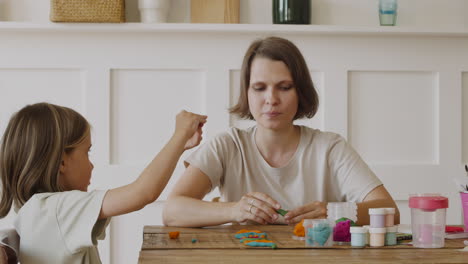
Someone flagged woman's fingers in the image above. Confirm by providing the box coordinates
[285,201,327,224]
[239,192,281,224]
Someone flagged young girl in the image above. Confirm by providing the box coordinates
[0,102,207,263]
[163,36,399,227]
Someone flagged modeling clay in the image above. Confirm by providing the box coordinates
[336,217,356,226]
[244,239,277,248]
[276,209,288,216]
[293,219,305,237]
[236,229,262,234]
[191,238,198,243]
[168,231,180,239]
[333,219,351,242]
[310,222,332,246]
[235,232,268,239]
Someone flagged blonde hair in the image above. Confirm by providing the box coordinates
[0,102,90,218]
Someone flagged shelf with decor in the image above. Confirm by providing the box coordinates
[0,22,467,37]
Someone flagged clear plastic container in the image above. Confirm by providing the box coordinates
[327,202,357,244]
[304,219,334,247]
[409,194,448,248]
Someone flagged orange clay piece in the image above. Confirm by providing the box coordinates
[293,219,305,237]
[236,229,263,234]
[242,239,273,245]
[168,231,180,239]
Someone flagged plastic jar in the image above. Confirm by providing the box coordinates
[363,225,370,245]
[369,208,386,228]
[350,227,367,247]
[369,227,386,247]
[385,225,397,246]
[327,202,357,244]
[383,208,396,227]
[409,194,448,248]
[304,219,334,247]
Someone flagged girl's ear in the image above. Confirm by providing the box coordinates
[59,154,67,174]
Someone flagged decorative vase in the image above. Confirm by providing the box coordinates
[272,0,310,24]
[139,0,170,23]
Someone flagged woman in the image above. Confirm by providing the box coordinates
[163,37,399,227]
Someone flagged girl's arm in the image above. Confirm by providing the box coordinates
[98,111,206,219]
[163,165,280,227]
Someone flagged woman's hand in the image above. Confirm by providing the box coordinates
[284,201,328,224]
[230,192,281,225]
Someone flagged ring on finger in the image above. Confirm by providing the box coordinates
[248,204,253,213]
[249,199,254,205]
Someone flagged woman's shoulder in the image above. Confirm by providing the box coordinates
[209,126,255,146]
[301,126,345,144]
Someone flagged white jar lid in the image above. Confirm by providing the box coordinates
[350,227,368,233]
[386,226,398,232]
[383,208,396,214]
[369,208,386,215]
[369,227,387,234]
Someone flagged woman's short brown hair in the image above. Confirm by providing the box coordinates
[229,36,319,120]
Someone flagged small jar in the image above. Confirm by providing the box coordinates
[363,225,370,245]
[383,208,396,227]
[369,208,386,228]
[350,227,367,247]
[369,227,386,247]
[385,225,397,246]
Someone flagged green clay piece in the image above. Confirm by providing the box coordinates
[191,238,197,243]
[271,244,277,249]
[276,209,288,216]
[335,217,357,226]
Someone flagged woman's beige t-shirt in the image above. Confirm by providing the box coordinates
[15,190,110,264]
[185,126,382,209]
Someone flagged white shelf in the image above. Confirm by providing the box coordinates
[0,22,467,37]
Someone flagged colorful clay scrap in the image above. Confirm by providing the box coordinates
[293,219,305,237]
[234,229,267,239]
[168,231,180,239]
[235,229,277,249]
[244,239,277,249]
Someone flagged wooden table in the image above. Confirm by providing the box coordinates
[139,225,468,263]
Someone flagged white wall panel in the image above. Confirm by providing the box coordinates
[0,68,85,140]
[348,71,438,165]
[110,69,204,165]
[463,72,468,164]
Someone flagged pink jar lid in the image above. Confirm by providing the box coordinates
[408,195,448,210]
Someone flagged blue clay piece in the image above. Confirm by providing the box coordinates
[234,232,267,239]
[246,241,277,247]
[311,222,332,246]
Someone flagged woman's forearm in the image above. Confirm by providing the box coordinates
[356,198,400,226]
[163,196,236,227]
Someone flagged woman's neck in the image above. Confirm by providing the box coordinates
[255,124,301,168]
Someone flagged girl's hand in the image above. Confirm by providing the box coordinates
[284,201,328,224]
[230,192,281,225]
[174,110,207,149]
